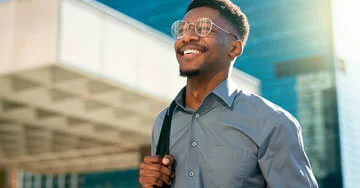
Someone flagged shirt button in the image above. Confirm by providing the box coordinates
[191,141,197,147]
[188,171,194,177]
[195,113,200,118]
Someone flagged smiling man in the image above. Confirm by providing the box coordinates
[139,0,318,187]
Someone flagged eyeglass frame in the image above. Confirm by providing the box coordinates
[171,18,238,40]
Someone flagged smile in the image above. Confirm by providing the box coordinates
[177,44,208,56]
[184,49,202,55]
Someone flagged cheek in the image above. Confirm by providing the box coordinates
[210,37,229,52]
[218,41,231,56]
[210,43,228,58]
[174,40,181,51]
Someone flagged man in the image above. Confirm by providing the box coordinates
[139,0,318,187]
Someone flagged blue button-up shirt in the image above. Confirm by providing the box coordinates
[151,79,318,188]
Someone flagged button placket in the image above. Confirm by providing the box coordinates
[185,111,202,186]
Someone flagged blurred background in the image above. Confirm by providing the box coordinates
[0,0,359,187]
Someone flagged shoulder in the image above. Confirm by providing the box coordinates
[234,91,300,130]
[234,92,303,151]
[153,107,168,130]
[233,91,284,117]
[156,107,168,120]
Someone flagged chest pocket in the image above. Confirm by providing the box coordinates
[206,145,247,188]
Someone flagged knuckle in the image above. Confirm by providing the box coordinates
[158,173,166,181]
[143,156,150,162]
[155,155,162,160]
[161,168,170,175]
[164,171,171,177]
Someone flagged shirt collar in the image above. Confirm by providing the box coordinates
[174,78,239,109]
[174,87,186,110]
[211,78,239,108]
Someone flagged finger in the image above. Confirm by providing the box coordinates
[144,155,162,164]
[139,176,165,187]
[139,163,174,177]
[139,176,154,188]
[139,176,155,187]
[162,155,175,166]
[139,169,172,185]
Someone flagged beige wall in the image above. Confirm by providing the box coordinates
[59,0,186,100]
[0,0,259,99]
[0,0,59,74]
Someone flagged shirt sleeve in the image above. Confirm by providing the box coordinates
[258,113,319,188]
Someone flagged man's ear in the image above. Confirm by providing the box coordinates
[229,40,243,59]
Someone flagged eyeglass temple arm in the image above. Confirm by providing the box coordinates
[212,23,238,40]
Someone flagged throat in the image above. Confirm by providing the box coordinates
[184,88,207,111]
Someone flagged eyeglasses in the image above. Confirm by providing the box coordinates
[171,17,238,40]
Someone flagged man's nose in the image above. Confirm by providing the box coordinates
[182,27,200,42]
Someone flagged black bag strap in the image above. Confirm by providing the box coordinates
[155,100,177,157]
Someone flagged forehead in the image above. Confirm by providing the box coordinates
[183,7,224,24]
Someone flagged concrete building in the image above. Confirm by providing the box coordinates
[0,0,260,187]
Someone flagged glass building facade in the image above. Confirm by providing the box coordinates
[90,0,343,187]
[78,170,139,188]
[18,170,139,188]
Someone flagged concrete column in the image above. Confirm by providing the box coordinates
[17,171,24,188]
[70,173,78,188]
[34,173,41,188]
[46,174,53,188]
[57,174,65,188]
[24,173,32,188]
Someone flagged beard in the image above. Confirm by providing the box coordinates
[179,69,200,78]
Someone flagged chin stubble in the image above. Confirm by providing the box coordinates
[179,69,200,78]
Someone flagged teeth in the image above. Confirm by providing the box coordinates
[184,49,201,55]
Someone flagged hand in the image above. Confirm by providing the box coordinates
[139,155,175,187]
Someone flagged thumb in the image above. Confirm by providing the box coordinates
[162,155,174,166]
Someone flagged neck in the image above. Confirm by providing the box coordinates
[185,71,228,110]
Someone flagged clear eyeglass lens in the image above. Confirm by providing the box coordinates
[196,18,212,37]
[178,21,189,38]
[171,20,188,39]
[171,18,213,39]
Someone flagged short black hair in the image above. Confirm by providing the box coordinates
[186,0,250,45]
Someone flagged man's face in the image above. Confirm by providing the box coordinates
[174,7,236,78]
